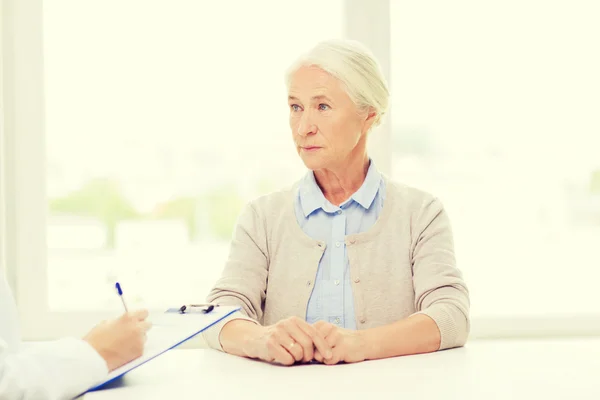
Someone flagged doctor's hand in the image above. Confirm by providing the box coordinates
[84,309,152,371]
[312,321,368,365]
[244,316,333,365]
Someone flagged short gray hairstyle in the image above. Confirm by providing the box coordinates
[285,39,390,127]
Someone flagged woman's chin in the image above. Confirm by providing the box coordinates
[299,154,327,171]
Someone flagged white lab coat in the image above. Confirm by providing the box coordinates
[0,274,108,400]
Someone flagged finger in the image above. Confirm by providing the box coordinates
[130,309,149,320]
[300,322,332,360]
[313,320,326,329]
[279,333,303,362]
[313,350,324,363]
[284,321,315,362]
[267,338,295,366]
[324,348,341,365]
[139,321,153,332]
[312,320,335,337]
[326,335,336,348]
[324,329,339,348]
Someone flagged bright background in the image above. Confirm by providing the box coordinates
[2,0,599,339]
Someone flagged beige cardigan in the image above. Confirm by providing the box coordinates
[203,176,470,351]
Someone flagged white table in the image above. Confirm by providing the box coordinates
[84,338,600,399]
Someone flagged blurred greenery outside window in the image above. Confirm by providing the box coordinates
[48,178,281,248]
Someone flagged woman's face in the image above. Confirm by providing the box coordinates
[288,66,375,171]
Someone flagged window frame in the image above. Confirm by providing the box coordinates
[2,0,114,339]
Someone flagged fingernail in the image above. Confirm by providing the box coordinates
[325,351,332,359]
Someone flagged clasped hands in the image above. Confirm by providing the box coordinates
[245,316,368,366]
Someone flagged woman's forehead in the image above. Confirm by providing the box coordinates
[288,65,345,99]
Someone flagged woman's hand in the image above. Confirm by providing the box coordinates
[243,316,333,365]
[312,321,369,365]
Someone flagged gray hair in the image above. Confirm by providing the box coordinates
[285,39,390,127]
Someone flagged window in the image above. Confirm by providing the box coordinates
[391,0,600,318]
[43,0,344,312]
[5,0,599,340]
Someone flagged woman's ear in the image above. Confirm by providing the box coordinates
[363,107,378,133]
[367,110,377,122]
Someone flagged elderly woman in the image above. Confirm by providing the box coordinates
[203,39,469,365]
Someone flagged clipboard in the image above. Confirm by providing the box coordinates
[79,305,240,396]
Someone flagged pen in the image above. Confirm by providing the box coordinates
[115,282,129,313]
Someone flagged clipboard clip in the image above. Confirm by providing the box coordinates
[178,303,218,314]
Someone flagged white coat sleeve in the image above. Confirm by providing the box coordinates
[0,336,109,400]
[1,272,108,399]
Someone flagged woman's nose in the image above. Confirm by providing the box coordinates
[297,116,317,137]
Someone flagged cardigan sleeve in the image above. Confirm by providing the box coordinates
[202,202,268,350]
[411,196,470,350]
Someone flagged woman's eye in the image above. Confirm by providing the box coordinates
[318,104,330,111]
[290,104,301,112]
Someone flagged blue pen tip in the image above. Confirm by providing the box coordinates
[115,282,123,296]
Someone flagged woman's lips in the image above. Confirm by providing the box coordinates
[301,146,322,152]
